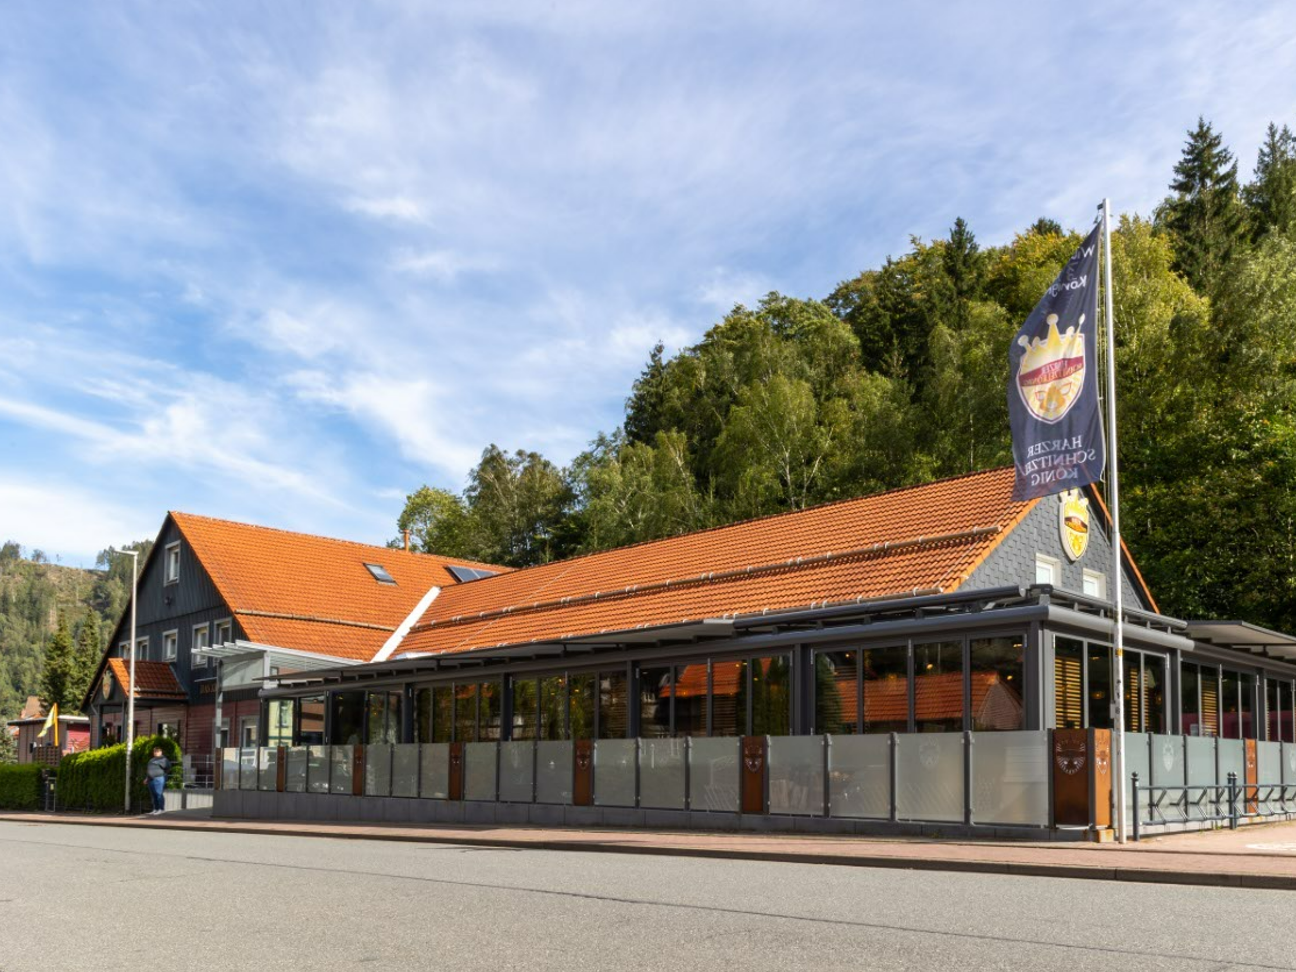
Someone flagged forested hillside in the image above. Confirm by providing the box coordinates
[0,541,150,741]
[394,118,1296,633]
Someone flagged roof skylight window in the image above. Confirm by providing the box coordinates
[364,563,397,585]
[447,565,498,583]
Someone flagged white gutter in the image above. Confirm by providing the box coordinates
[371,585,442,663]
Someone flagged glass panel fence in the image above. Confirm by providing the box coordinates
[638,737,687,810]
[307,745,330,794]
[420,743,450,800]
[688,737,740,812]
[827,734,890,819]
[238,748,257,791]
[535,740,573,804]
[391,744,420,798]
[365,744,393,797]
[1257,741,1282,813]
[1121,734,1151,825]
[1185,735,1217,782]
[329,745,354,795]
[594,739,637,808]
[221,748,239,791]
[258,747,279,792]
[1285,742,1296,785]
[768,735,825,816]
[1218,738,1245,791]
[285,747,308,794]
[1149,734,1186,790]
[895,732,963,823]
[970,731,1048,827]
[1185,736,1218,819]
[499,741,535,802]
[465,742,498,801]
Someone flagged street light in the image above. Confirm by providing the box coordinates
[113,548,139,814]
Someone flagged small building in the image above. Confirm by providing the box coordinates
[217,467,1296,835]
[6,697,90,765]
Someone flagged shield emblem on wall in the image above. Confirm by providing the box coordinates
[1059,489,1090,562]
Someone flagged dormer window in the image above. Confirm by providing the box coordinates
[364,563,396,585]
[164,541,181,584]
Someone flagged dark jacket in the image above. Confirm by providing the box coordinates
[145,756,171,780]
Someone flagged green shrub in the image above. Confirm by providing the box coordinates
[58,735,183,813]
[0,764,44,810]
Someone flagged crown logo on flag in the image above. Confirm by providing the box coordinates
[1015,313,1087,423]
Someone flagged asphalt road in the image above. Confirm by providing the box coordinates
[0,821,1292,972]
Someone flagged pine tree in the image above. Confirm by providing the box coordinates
[39,614,75,715]
[1160,118,1248,295]
[71,611,101,713]
[0,725,16,764]
[1244,122,1296,240]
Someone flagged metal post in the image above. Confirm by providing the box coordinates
[1101,199,1128,844]
[1131,772,1140,842]
[119,549,139,814]
[1227,772,1238,829]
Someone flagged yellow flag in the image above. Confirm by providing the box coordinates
[38,703,59,746]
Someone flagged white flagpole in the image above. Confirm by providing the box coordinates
[1101,199,1128,843]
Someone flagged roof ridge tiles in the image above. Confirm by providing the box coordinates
[169,511,507,572]
[439,465,1017,585]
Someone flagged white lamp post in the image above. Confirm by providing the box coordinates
[115,548,140,814]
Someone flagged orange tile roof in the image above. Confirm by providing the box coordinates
[171,513,508,662]
[106,659,187,700]
[400,467,1038,656]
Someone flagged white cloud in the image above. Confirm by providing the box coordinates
[392,248,497,281]
[0,477,154,566]
[346,195,427,222]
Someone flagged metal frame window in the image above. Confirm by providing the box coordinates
[633,654,792,738]
[192,623,210,669]
[1035,554,1061,587]
[1081,569,1106,599]
[164,541,181,584]
[510,668,630,741]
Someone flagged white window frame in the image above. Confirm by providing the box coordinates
[164,541,181,585]
[214,618,232,646]
[192,623,210,668]
[118,642,129,658]
[1035,554,1062,587]
[1082,569,1107,600]
[239,716,259,749]
[135,637,149,661]
[162,629,178,662]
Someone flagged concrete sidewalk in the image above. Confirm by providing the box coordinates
[5,810,1296,891]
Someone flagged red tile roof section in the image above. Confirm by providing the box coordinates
[401,468,1038,657]
[171,513,508,662]
[106,659,187,700]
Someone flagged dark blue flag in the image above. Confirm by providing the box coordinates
[1009,225,1105,501]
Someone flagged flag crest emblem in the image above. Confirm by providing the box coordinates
[1059,489,1090,561]
[1016,313,1087,423]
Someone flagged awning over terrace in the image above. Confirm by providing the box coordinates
[1185,621,1296,662]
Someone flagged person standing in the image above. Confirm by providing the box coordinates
[145,746,171,815]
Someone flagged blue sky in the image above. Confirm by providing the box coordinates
[2,1,1294,565]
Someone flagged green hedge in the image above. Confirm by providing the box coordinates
[58,735,183,813]
[0,764,44,810]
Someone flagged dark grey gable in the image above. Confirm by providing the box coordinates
[88,514,240,708]
[964,489,1153,611]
